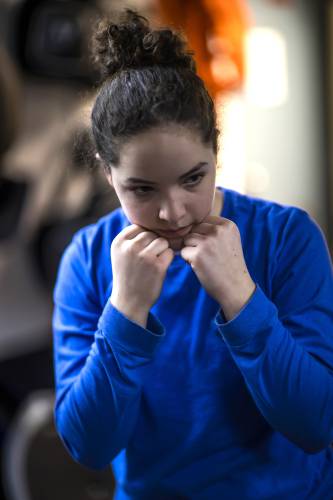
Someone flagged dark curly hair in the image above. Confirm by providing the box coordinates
[91,9,219,169]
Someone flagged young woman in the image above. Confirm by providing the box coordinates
[53,10,333,499]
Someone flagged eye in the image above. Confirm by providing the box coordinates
[129,186,154,197]
[183,173,205,187]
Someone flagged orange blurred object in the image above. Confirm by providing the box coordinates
[157,0,252,99]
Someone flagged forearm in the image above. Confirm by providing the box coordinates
[54,302,164,469]
[217,286,333,453]
[218,276,256,322]
[235,326,333,453]
[110,294,149,329]
[55,336,142,469]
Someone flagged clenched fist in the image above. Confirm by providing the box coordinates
[181,215,256,321]
[110,224,174,327]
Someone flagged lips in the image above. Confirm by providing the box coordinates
[156,225,192,238]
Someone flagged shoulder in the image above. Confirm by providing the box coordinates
[54,207,128,303]
[223,187,300,219]
[222,187,318,238]
[222,187,331,274]
[237,191,330,272]
[71,207,128,261]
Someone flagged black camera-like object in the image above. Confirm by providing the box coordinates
[10,0,101,82]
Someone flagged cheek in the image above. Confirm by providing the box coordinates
[121,199,155,226]
[191,190,214,219]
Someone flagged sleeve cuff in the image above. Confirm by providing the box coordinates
[215,284,278,347]
[98,300,165,357]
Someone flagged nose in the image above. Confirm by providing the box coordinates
[158,194,186,226]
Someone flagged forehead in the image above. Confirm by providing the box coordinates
[116,127,215,181]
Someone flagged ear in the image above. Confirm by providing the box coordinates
[105,168,113,187]
[95,152,113,186]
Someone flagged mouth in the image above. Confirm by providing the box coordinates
[156,225,192,238]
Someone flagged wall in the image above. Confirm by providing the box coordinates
[245,0,326,232]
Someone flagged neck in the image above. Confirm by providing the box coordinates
[211,187,223,217]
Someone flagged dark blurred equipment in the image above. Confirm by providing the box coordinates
[0,42,25,238]
[7,0,102,82]
[0,41,54,500]
[2,391,115,500]
[0,4,119,499]
[0,41,52,360]
[30,118,120,290]
[0,45,21,157]
[0,2,120,291]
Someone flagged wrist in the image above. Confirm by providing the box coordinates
[218,279,256,322]
[110,293,149,329]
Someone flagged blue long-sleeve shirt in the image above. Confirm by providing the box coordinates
[53,187,333,499]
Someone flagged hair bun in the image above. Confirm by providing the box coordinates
[92,9,196,78]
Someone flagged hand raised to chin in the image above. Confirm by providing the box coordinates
[181,215,256,321]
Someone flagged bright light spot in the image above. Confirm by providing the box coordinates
[245,162,271,196]
[216,94,246,193]
[245,27,288,108]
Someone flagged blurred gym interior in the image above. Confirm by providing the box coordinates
[0,0,332,499]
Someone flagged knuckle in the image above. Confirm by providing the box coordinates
[164,248,174,259]
[226,219,237,230]
[190,253,200,266]
[130,240,142,252]
[112,233,122,246]
[138,231,157,245]
[125,243,139,258]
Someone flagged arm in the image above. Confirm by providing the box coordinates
[53,235,165,470]
[216,210,333,453]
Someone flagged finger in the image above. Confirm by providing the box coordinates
[131,230,160,248]
[142,236,170,257]
[119,224,146,240]
[182,234,204,247]
[157,247,174,267]
[189,223,217,236]
[191,216,226,233]
[180,246,197,264]
[200,215,225,225]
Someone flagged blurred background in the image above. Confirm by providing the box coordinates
[0,0,331,498]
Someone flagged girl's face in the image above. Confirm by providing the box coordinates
[106,126,220,250]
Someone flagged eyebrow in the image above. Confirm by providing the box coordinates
[125,162,209,185]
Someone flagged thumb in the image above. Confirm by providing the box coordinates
[158,247,175,268]
[201,215,224,225]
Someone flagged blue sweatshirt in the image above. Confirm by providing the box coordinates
[53,187,333,499]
